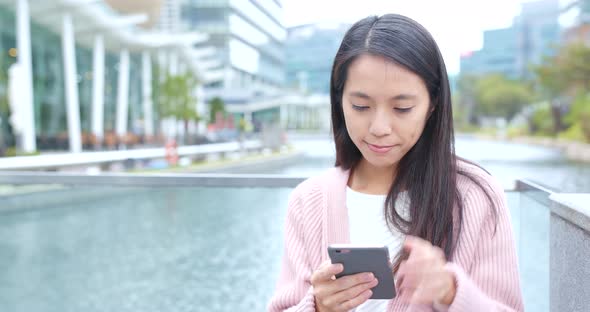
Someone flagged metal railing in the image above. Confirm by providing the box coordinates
[0,171,307,188]
[0,140,263,171]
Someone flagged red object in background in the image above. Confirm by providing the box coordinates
[215,112,224,129]
[165,140,179,166]
[227,115,235,129]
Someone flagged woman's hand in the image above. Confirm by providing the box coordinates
[311,260,379,312]
[396,236,457,305]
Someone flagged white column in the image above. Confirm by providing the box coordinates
[91,35,105,144]
[313,107,319,129]
[116,49,130,140]
[245,111,253,124]
[280,102,287,129]
[169,51,178,75]
[141,51,154,137]
[62,13,82,153]
[195,83,206,134]
[16,0,36,152]
[157,50,167,82]
[299,107,305,128]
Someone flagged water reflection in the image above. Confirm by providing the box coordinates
[0,187,292,312]
[247,136,589,192]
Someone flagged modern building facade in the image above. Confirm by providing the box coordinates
[182,0,285,100]
[460,0,561,79]
[460,27,520,79]
[514,0,561,78]
[285,23,349,94]
[0,0,219,153]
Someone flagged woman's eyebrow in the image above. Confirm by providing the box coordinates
[349,91,371,99]
[348,91,417,100]
[391,94,417,101]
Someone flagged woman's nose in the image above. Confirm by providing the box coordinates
[369,113,393,137]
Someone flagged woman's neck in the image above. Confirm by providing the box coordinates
[348,160,397,195]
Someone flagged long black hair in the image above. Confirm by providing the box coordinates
[331,14,495,264]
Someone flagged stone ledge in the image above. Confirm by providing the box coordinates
[550,193,590,232]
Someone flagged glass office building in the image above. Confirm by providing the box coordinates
[0,1,215,152]
[460,27,521,79]
[182,0,285,96]
[460,0,560,79]
[514,0,561,78]
[285,23,349,95]
[0,4,144,150]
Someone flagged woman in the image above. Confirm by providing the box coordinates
[268,14,523,312]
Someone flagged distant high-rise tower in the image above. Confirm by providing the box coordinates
[460,0,561,79]
[286,23,349,94]
[514,0,561,78]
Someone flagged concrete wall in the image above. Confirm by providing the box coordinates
[549,194,590,312]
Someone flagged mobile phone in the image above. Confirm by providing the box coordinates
[327,245,396,299]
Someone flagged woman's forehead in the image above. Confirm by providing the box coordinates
[345,55,428,95]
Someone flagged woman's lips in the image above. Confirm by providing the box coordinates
[366,142,395,154]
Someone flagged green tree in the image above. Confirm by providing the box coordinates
[158,72,201,143]
[455,74,479,126]
[208,96,226,124]
[535,43,590,94]
[151,61,161,127]
[558,43,590,92]
[0,58,13,154]
[529,104,554,136]
[565,94,590,142]
[0,59,8,115]
[533,61,568,133]
[474,74,534,122]
[533,43,590,133]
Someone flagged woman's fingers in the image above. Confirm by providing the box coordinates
[338,289,374,311]
[311,262,343,284]
[314,271,375,300]
[331,277,378,304]
[311,262,380,311]
[332,272,375,292]
[318,277,377,308]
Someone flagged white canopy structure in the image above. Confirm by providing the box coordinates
[0,0,222,152]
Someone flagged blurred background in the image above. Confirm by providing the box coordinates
[0,0,588,190]
[0,0,589,311]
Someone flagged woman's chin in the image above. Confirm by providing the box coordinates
[361,155,399,169]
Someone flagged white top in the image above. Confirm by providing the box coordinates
[346,187,409,312]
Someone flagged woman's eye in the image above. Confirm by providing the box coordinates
[352,104,369,111]
[394,107,413,113]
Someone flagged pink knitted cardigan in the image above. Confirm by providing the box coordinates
[268,162,524,312]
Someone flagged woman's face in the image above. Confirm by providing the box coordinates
[342,53,432,171]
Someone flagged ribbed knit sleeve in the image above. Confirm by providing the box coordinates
[445,178,524,312]
[267,187,319,312]
[268,165,524,312]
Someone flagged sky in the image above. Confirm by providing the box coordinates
[282,0,571,75]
